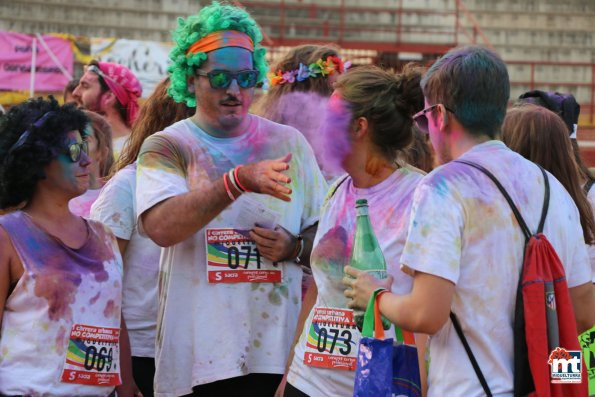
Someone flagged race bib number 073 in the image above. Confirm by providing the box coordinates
[206,228,282,283]
[61,324,121,386]
[304,307,360,371]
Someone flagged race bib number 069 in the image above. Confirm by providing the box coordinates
[206,228,282,283]
[61,324,121,386]
[304,307,360,371]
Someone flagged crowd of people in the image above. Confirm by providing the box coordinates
[0,2,594,397]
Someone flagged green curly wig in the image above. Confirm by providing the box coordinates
[168,2,268,107]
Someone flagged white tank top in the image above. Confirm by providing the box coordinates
[0,211,123,396]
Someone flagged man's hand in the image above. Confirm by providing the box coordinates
[250,225,297,262]
[343,266,393,310]
[238,153,293,202]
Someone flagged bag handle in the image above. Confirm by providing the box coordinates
[361,288,415,344]
[362,288,387,339]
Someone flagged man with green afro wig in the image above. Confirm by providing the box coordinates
[167,1,268,107]
[135,2,328,396]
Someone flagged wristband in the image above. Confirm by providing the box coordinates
[223,173,236,201]
[233,165,252,193]
[228,169,242,195]
[293,234,304,264]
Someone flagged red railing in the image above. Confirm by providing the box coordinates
[239,0,492,52]
[237,0,595,128]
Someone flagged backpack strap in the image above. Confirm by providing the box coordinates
[448,159,550,397]
[449,312,493,397]
[454,160,550,237]
[455,159,532,239]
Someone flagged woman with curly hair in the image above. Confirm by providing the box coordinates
[0,97,137,396]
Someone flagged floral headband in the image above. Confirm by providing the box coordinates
[267,56,351,87]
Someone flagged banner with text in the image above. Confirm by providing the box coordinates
[0,31,74,91]
[91,38,171,97]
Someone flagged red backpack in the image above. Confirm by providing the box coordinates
[450,160,587,397]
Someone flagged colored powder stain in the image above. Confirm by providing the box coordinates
[253,339,262,348]
[34,271,80,322]
[277,284,289,299]
[1,346,8,357]
[245,346,250,353]
[272,92,330,170]
[89,291,101,305]
[420,224,431,238]
[257,332,262,338]
[261,312,270,319]
[55,325,68,356]
[139,149,185,175]
[432,174,450,197]
[311,226,350,277]
[103,299,117,318]
[268,290,281,306]
[110,212,121,223]
[318,93,352,176]
[292,297,299,305]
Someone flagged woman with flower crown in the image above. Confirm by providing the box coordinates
[253,44,350,182]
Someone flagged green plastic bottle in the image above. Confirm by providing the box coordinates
[348,198,391,330]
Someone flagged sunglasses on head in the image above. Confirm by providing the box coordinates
[7,111,57,155]
[195,69,259,89]
[413,104,456,133]
[66,140,89,163]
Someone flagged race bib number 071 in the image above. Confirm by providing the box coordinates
[206,228,282,283]
[304,307,360,371]
[61,324,121,386]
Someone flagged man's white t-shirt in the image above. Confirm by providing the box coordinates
[401,140,591,397]
[136,116,328,397]
[288,166,424,396]
[90,163,161,358]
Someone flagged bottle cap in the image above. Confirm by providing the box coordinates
[355,198,368,207]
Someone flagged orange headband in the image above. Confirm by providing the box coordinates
[186,31,254,55]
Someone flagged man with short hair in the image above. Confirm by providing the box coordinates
[135,3,327,396]
[345,45,595,395]
[73,60,141,157]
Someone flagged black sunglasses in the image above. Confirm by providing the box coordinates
[195,69,259,89]
[66,140,89,163]
[413,104,456,133]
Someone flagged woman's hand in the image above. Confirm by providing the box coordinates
[342,266,393,309]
